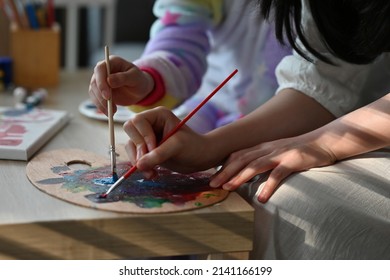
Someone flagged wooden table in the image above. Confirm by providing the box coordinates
[0,71,254,260]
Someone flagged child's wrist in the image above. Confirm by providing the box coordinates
[137,67,165,106]
[143,71,155,96]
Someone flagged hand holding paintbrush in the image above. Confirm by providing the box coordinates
[99,68,238,198]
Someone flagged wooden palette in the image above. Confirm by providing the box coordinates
[26,148,229,214]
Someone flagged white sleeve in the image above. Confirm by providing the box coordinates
[275,53,372,117]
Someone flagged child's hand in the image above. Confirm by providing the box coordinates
[89,56,154,115]
[123,107,215,178]
[210,136,337,203]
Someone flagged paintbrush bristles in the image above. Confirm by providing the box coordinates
[99,175,126,198]
[104,45,117,179]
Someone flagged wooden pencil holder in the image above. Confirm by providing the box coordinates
[10,24,60,89]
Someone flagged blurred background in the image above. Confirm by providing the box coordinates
[0,0,156,70]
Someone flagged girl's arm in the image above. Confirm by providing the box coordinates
[313,92,390,159]
[131,0,224,112]
[125,88,335,174]
[206,88,336,161]
[210,93,390,203]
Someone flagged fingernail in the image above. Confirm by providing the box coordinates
[257,191,268,204]
[102,90,109,100]
[136,146,143,160]
[145,141,154,153]
[222,183,233,191]
[209,178,220,188]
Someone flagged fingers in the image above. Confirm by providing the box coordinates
[214,157,276,192]
[89,57,133,113]
[210,146,271,189]
[89,61,111,115]
[257,165,292,203]
[123,112,160,179]
[123,107,182,169]
[93,60,111,100]
[221,161,273,190]
[108,66,141,88]
[209,143,297,204]
[105,56,140,90]
[124,140,156,179]
[124,138,137,166]
[213,155,293,204]
[123,115,157,162]
[89,56,154,111]
[137,136,182,170]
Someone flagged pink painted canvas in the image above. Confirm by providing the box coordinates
[0,107,70,160]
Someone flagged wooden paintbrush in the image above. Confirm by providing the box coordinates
[105,46,118,181]
[99,68,238,198]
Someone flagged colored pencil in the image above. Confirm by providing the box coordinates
[99,68,238,198]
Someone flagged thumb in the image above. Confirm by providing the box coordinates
[107,72,129,89]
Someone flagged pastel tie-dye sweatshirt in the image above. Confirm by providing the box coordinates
[132,0,291,132]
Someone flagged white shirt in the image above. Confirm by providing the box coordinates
[275,0,390,117]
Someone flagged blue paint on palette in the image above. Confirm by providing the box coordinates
[93,176,116,186]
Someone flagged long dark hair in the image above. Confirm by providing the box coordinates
[259,0,390,64]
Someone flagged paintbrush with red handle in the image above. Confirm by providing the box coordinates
[99,68,238,198]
